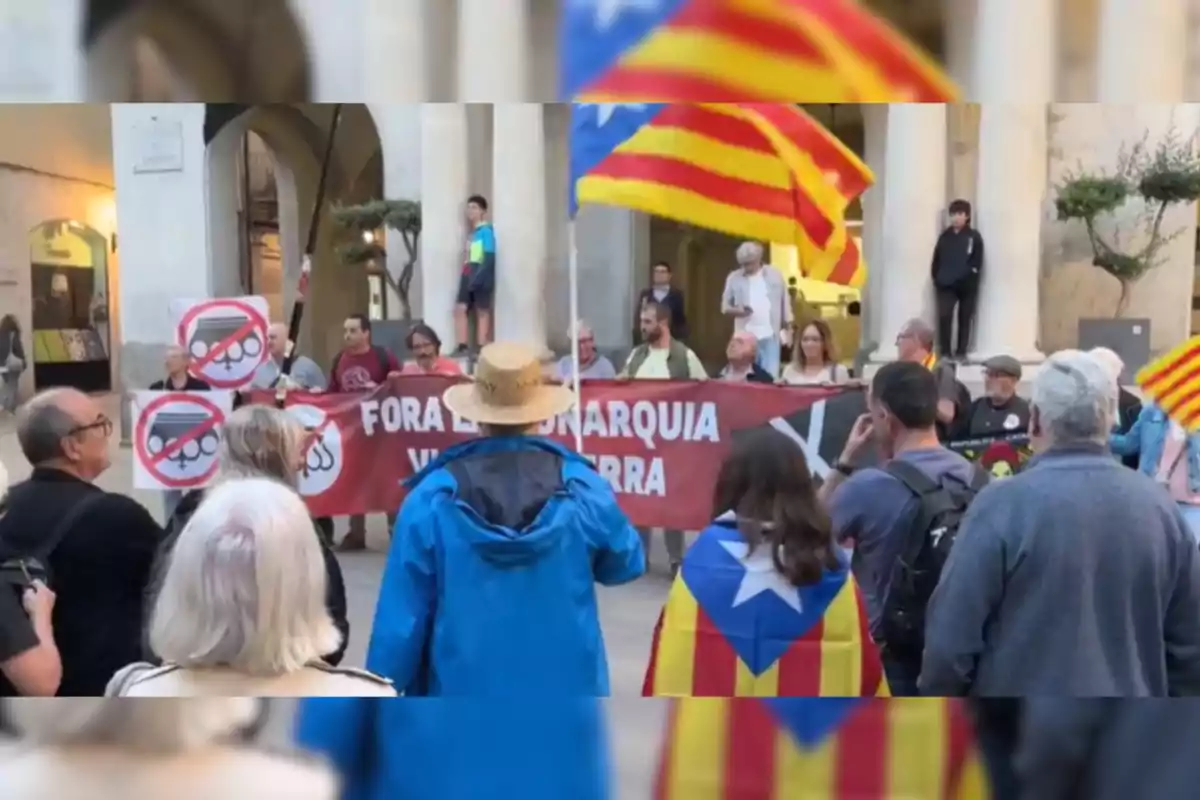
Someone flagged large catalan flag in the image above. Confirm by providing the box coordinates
[654,698,991,799]
[642,521,886,696]
[570,102,873,287]
[560,0,958,102]
[1137,335,1200,430]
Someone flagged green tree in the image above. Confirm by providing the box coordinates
[331,199,421,319]
[1055,127,1200,315]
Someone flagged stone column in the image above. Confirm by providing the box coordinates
[971,0,1055,102]
[111,103,214,431]
[418,104,470,344]
[369,105,423,319]
[1097,0,1187,102]
[456,0,529,100]
[858,104,888,355]
[970,104,1047,364]
[870,104,948,362]
[0,0,86,100]
[492,103,548,353]
[364,0,427,100]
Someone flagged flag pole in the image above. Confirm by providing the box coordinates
[568,220,584,453]
[276,103,343,407]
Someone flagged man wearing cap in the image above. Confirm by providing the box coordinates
[364,342,645,696]
[960,355,1031,438]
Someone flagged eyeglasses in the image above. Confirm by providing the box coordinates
[69,416,113,438]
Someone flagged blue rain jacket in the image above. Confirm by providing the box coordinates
[365,435,645,696]
[294,698,612,800]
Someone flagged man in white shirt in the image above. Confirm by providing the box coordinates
[720,242,793,378]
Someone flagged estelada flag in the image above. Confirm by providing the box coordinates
[1137,335,1200,430]
[569,103,873,288]
[559,0,959,102]
[642,521,887,696]
[654,698,992,799]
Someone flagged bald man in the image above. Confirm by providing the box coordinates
[719,331,774,383]
[0,388,163,696]
[250,323,326,391]
[149,345,210,392]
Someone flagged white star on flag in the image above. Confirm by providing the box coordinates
[582,103,646,126]
[587,0,663,30]
[719,540,804,613]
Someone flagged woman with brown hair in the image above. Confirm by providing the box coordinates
[780,318,852,385]
[642,428,886,696]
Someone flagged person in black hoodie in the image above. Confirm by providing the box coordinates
[931,199,985,360]
[635,261,689,341]
[153,405,349,666]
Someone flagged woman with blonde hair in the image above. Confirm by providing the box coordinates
[156,404,349,665]
[112,478,393,696]
[0,698,339,799]
[780,318,852,385]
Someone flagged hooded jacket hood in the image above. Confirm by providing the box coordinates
[408,436,593,567]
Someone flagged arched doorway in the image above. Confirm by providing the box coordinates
[84,0,312,101]
[28,220,114,392]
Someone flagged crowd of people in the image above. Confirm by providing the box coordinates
[0,201,1199,795]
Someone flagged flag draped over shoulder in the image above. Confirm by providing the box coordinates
[559,0,958,103]
[1137,335,1200,430]
[642,523,886,696]
[569,103,873,287]
[654,698,991,799]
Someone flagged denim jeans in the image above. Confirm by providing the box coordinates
[755,336,781,378]
[881,652,922,697]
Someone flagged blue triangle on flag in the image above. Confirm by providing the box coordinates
[761,698,866,749]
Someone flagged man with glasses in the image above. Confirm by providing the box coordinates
[0,388,164,696]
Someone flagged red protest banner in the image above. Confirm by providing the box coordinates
[250,378,863,530]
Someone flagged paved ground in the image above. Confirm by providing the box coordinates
[0,396,673,796]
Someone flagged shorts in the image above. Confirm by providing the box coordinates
[456,272,492,310]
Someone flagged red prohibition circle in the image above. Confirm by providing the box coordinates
[175,298,269,389]
[134,392,227,489]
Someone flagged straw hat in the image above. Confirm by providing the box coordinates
[442,342,575,426]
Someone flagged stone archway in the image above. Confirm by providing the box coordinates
[204,103,381,367]
[84,0,312,101]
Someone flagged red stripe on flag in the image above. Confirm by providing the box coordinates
[1146,359,1200,399]
[643,608,667,696]
[824,238,860,286]
[853,583,884,695]
[834,700,889,796]
[724,700,778,799]
[742,104,874,200]
[652,701,681,800]
[943,700,972,796]
[692,606,740,696]
[784,0,954,101]
[773,617,825,695]
[652,105,776,154]
[586,67,779,102]
[666,0,827,62]
[1142,341,1200,391]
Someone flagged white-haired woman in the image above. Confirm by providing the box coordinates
[1090,347,1143,469]
[111,478,394,696]
[0,698,339,799]
[157,404,349,665]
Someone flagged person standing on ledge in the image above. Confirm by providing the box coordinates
[454,194,497,355]
[932,198,984,361]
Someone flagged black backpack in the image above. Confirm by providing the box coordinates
[879,461,989,660]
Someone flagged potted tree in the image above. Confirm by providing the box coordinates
[1055,127,1200,375]
[332,198,421,320]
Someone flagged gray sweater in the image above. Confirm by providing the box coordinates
[920,444,1200,697]
[1018,699,1200,800]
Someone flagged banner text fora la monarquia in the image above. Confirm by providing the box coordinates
[250,377,848,530]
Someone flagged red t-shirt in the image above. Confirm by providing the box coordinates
[400,357,463,377]
[329,346,400,391]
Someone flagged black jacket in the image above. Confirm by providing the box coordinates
[637,287,689,340]
[149,376,211,391]
[931,226,984,289]
[0,468,164,696]
[154,488,350,666]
